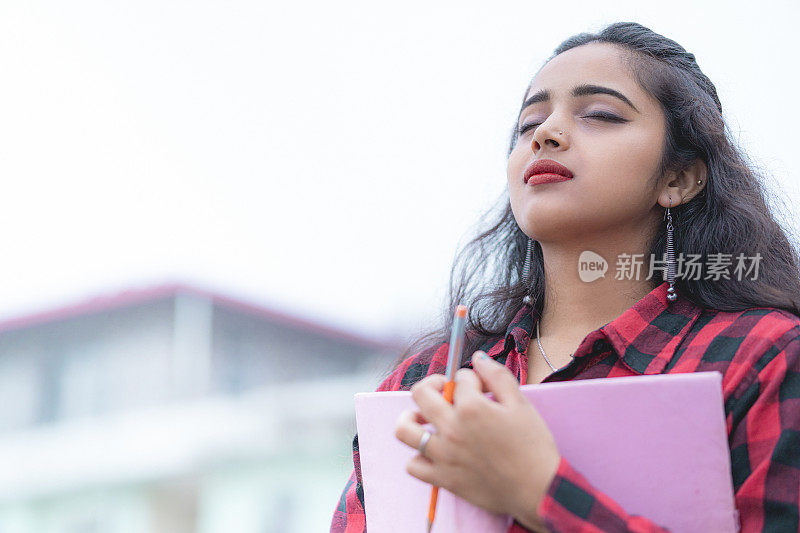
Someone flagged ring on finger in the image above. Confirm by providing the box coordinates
[418,430,432,457]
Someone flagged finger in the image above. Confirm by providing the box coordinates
[471,350,524,406]
[406,453,442,487]
[452,367,488,408]
[410,373,448,395]
[394,409,443,462]
[394,408,422,448]
[410,374,455,428]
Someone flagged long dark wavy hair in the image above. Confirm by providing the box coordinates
[385,21,800,375]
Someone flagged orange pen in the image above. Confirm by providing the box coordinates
[426,304,468,532]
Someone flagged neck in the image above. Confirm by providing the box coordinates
[536,236,658,342]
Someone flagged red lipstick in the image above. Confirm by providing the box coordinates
[523,159,574,185]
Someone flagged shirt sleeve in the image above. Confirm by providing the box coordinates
[329,433,367,533]
[330,344,447,533]
[506,455,671,532]
[507,331,800,533]
[725,330,800,532]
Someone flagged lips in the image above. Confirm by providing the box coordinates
[523,159,574,184]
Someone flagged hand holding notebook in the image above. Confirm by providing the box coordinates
[357,371,738,532]
[395,351,561,530]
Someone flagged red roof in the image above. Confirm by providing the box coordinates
[0,282,399,350]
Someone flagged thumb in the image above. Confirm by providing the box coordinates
[471,350,523,406]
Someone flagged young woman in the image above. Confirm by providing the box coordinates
[330,22,800,532]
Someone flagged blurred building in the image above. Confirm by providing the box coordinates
[0,284,400,533]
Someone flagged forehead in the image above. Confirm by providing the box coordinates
[525,42,643,101]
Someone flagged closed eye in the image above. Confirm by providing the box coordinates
[584,112,626,123]
[517,112,626,136]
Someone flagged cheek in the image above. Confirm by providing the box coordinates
[586,129,662,195]
[506,146,526,182]
[619,127,664,176]
[506,148,529,217]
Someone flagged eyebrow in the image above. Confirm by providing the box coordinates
[519,83,640,115]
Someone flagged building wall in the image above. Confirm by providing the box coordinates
[0,299,175,430]
[0,289,400,533]
[210,302,394,393]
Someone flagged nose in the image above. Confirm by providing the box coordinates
[530,119,569,153]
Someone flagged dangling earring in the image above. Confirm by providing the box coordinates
[665,197,677,302]
[522,238,533,305]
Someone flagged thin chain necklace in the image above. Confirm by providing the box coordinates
[536,319,574,372]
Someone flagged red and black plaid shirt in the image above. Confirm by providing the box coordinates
[330,281,800,532]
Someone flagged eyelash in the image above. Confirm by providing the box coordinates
[517,112,625,135]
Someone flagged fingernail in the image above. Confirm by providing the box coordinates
[476,351,489,361]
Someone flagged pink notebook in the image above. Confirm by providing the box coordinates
[354,371,739,533]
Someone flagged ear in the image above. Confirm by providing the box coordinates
[658,157,707,208]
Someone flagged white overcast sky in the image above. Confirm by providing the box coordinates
[0,0,798,342]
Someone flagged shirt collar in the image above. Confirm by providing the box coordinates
[501,281,703,375]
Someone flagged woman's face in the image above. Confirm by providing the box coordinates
[507,42,667,244]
